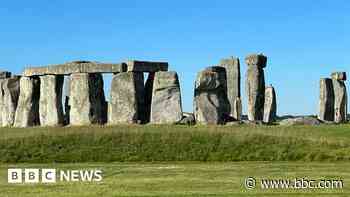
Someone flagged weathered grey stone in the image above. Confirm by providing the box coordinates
[279,116,321,126]
[220,57,241,120]
[233,97,242,121]
[245,54,267,68]
[1,76,20,127]
[178,112,195,125]
[332,79,347,123]
[194,66,230,124]
[263,86,277,123]
[150,71,183,124]
[13,77,40,127]
[245,54,266,121]
[23,61,127,77]
[126,60,168,72]
[0,71,11,79]
[69,73,107,126]
[331,72,347,81]
[39,75,64,126]
[318,78,334,121]
[108,72,144,124]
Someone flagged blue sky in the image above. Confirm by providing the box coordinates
[0,0,349,115]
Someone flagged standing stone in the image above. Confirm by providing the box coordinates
[331,72,347,123]
[144,72,155,123]
[263,86,277,123]
[220,57,241,120]
[108,72,144,124]
[194,66,230,124]
[69,73,107,126]
[14,77,40,127]
[39,75,64,126]
[150,71,183,124]
[233,97,242,121]
[1,76,20,127]
[245,54,267,121]
[318,78,334,121]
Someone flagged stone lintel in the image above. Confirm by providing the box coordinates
[22,61,127,76]
[245,54,267,68]
[126,60,168,72]
[0,71,11,79]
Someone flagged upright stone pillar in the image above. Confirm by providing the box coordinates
[318,78,334,121]
[108,72,144,124]
[69,73,107,126]
[220,57,241,120]
[39,75,64,126]
[14,77,40,127]
[0,72,11,126]
[144,72,155,123]
[150,71,183,124]
[245,54,267,121]
[194,66,230,124]
[1,76,20,127]
[263,86,277,123]
[331,72,347,123]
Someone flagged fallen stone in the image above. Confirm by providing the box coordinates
[1,76,20,127]
[23,61,127,77]
[279,116,321,126]
[39,75,64,126]
[263,86,277,123]
[13,77,40,127]
[108,72,144,124]
[150,71,183,124]
[69,73,107,126]
[318,78,334,121]
[220,57,241,119]
[194,66,230,124]
[332,79,347,123]
[126,60,168,72]
[245,54,266,121]
[178,112,195,125]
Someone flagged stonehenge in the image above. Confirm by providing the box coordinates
[1,76,20,127]
[69,73,107,126]
[150,71,183,124]
[245,54,267,121]
[219,57,241,120]
[0,53,348,128]
[194,66,230,124]
[14,77,40,127]
[39,75,64,126]
[108,72,144,124]
[318,78,334,121]
[319,72,348,123]
[263,86,277,123]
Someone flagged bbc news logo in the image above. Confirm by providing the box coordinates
[8,169,103,184]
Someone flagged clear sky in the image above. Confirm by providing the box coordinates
[0,0,349,115]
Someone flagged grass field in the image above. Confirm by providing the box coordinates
[1,162,349,196]
[1,124,350,196]
[1,124,350,162]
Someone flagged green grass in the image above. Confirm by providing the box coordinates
[0,162,349,196]
[0,124,350,162]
